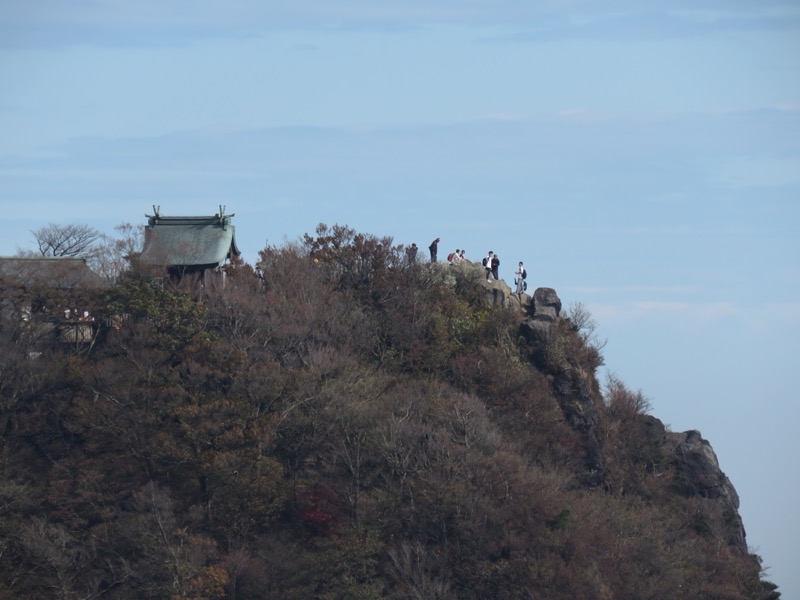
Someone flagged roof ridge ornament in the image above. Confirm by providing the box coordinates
[146,205,161,227]
[217,205,236,229]
[143,208,236,229]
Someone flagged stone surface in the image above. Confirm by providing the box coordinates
[483,276,513,307]
[489,284,747,543]
[667,429,740,507]
[529,287,562,322]
[518,287,562,346]
[665,428,747,551]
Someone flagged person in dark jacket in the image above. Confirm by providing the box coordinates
[407,243,418,264]
[429,238,440,262]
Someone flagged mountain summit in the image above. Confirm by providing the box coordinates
[0,224,779,599]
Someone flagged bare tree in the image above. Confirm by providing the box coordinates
[28,223,101,257]
[91,222,145,281]
[604,372,652,417]
[19,222,144,281]
[565,300,607,351]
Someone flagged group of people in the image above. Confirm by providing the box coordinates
[446,248,468,264]
[418,238,528,296]
[480,251,499,280]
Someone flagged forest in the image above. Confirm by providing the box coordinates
[0,223,780,599]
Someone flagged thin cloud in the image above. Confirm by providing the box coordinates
[712,157,800,189]
[561,225,705,237]
[764,303,800,323]
[3,1,799,48]
[591,300,742,323]
[491,5,800,43]
[569,285,699,295]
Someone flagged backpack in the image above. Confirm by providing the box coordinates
[522,268,527,280]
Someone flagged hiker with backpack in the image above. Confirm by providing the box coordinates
[515,261,527,295]
[491,254,500,281]
[482,251,494,280]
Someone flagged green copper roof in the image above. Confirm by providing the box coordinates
[0,256,108,288]
[139,211,240,267]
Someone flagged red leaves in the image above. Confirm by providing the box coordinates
[296,486,341,537]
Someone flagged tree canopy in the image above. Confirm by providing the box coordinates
[29,223,102,257]
[0,224,780,599]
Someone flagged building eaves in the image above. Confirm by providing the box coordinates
[138,212,240,268]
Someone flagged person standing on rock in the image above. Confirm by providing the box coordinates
[514,261,527,295]
[482,251,494,280]
[429,238,440,262]
[491,254,500,281]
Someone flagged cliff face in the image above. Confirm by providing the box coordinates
[667,428,747,551]
[517,285,749,554]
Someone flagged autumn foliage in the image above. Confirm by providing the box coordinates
[0,224,779,599]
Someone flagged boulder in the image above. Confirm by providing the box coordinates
[529,287,562,322]
[520,287,562,344]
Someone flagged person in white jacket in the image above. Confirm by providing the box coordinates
[482,251,494,280]
[514,261,527,294]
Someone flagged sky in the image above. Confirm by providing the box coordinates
[1,1,798,594]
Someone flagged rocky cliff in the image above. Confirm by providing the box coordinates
[512,284,750,554]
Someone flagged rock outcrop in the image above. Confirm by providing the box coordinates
[667,429,740,508]
[529,287,562,322]
[524,287,561,336]
[484,276,513,307]
[515,287,748,540]
[666,428,747,551]
[518,287,604,485]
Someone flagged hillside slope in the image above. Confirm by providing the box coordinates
[0,225,779,599]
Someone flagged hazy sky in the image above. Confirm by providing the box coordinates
[2,1,798,595]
